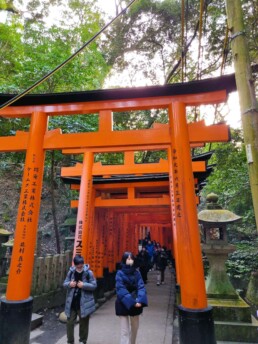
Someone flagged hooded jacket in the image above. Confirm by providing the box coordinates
[63,264,97,318]
[115,264,148,316]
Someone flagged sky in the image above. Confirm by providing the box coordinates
[98,0,117,16]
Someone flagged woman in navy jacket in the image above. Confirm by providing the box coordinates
[115,252,148,344]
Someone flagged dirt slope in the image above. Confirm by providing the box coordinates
[0,164,71,255]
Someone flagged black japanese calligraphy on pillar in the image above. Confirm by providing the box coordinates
[107,211,114,266]
[169,148,183,230]
[75,220,83,256]
[16,164,40,275]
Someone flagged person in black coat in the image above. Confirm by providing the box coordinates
[115,252,148,344]
[136,247,149,284]
[155,247,168,286]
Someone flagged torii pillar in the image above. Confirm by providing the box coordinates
[73,151,94,262]
[0,112,48,344]
[168,102,216,344]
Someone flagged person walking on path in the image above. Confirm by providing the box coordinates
[145,240,155,270]
[63,255,97,344]
[115,252,148,344]
[155,246,168,286]
[136,247,149,284]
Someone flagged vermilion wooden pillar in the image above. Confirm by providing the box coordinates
[115,212,121,264]
[168,102,216,344]
[96,208,105,278]
[107,210,114,272]
[0,112,48,344]
[168,146,181,285]
[73,152,93,261]
[88,189,97,273]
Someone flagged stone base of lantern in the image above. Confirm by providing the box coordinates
[209,297,258,342]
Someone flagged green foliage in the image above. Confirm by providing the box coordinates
[226,239,258,282]
[0,0,110,170]
[103,0,184,83]
[113,109,168,131]
[0,0,110,93]
[103,0,257,84]
[202,129,255,231]
[48,114,99,133]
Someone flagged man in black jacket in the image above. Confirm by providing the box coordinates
[155,247,168,286]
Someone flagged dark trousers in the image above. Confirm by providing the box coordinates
[157,269,165,284]
[139,267,148,283]
[67,308,89,344]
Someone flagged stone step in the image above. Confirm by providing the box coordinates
[215,315,258,343]
[30,328,44,343]
[31,313,44,331]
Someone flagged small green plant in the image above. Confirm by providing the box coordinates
[2,213,10,222]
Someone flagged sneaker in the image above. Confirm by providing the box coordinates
[157,283,160,286]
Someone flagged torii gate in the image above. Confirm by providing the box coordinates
[0,74,236,344]
[61,150,208,275]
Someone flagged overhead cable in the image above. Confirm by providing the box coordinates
[0,0,138,110]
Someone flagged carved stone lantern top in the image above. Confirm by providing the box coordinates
[198,193,241,245]
[198,193,242,225]
[0,229,12,236]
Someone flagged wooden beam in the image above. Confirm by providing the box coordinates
[61,159,206,177]
[0,90,227,117]
[0,121,229,152]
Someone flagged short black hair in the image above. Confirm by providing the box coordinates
[121,251,135,264]
[73,255,84,266]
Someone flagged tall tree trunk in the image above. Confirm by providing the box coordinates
[225,0,258,230]
[50,151,61,253]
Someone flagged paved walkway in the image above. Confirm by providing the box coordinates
[30,269,175,344]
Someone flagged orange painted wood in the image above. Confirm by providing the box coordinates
[61,159,206,177]
[0,90,227,117]
[168,102,207,309]
[71,196,170,208]
[71,181,169,190]
[113,214,119,267]
[6,112,48,301]
[0,131,29,152]
[0,120,229,153]
[188,120,230,143]
[107,210,115,272]
[44,122,229,151]
[73,152,94,261]
[87,188,97,272]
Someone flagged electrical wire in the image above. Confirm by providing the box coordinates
[197,0,204,80]
[181,0,185,82]
[0,0,138,111]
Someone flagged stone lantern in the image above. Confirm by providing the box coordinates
[198,193,241,299]
[0,229,12,278]
[198,193,258,342]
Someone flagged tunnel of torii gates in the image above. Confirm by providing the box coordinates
[0,73,236,343]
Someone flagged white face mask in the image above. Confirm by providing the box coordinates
[126,257,134,266]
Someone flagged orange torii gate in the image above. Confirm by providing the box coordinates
[61,151,207,275]
[0,74,236,344]
[65,180,173,276]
